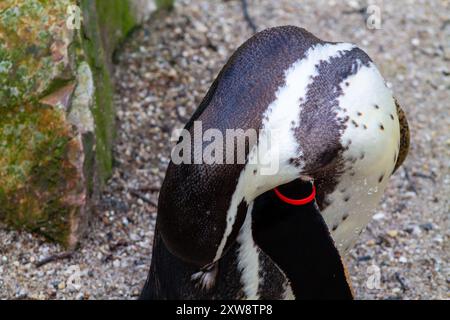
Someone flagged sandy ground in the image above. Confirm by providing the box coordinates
[1,0,449,300]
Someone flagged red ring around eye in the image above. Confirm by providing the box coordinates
[273,183,316,206]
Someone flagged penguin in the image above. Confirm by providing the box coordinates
[140,26,410,300]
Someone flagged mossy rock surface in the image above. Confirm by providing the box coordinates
[0,103,85,246]
[0,0,170,247]
[0,0,75,108]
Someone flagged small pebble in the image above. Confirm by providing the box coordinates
[113,260,121,268]
[420,223,433,231]
[387,230,399,238]
[373,212,385,220]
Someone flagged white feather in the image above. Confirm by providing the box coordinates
[322,62,401,254]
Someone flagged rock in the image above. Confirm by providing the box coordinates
[0,0,172,248]
[411,38,420,47]
[387,230,399,238]
[16,288,28,299]
[357,255,372,262]
[113,259,121,268]
[373,212,386,220]
[432,236,443,244]
[76,292,84,300]
[419,222,434,231]
[392,287,401,294]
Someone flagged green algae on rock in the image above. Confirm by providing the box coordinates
[0,0,75,108]
[0,0,171,247]
[0,103,86,247]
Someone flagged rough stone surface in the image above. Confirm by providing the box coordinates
[0,0,166,247]
[0,0,74,107]
[0,0,448,299]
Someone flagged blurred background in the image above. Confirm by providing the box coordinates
[0,0,448,299]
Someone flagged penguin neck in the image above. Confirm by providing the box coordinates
[251,180,353,299]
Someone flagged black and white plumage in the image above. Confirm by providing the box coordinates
[140,26,409,300]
